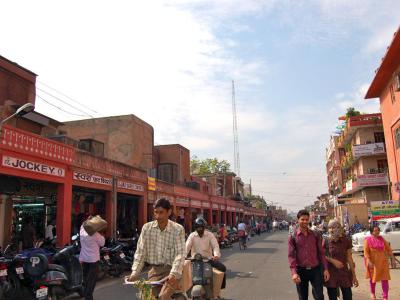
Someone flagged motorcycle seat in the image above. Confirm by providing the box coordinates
[48,264,67,273]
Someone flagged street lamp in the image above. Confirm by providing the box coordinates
[0,103,35,134]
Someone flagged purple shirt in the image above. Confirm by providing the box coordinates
[79,226,105,263]
[288,229,328,275]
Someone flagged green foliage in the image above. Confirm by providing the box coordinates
[345,107,361,118]
[190,156,231,175]
[249,195,267,209]
[133,279,155,300]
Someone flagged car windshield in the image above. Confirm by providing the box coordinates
[377,221,387,232]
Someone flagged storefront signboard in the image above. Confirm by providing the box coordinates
[202,202,210,208]
[371,200,400,220]
[73,171,112,186]
[345,179,353,192]
[148,177,156,191]
[191,200,201,207]
[353,143,385,159]
[2,155,65,177]
[176,198,189,206]
[212,204,219,209]
[117,180,144,192]
[357,173,388,187]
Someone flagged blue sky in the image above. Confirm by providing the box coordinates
[2,1,400,210]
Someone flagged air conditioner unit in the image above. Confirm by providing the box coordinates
[369,168,377,174]
[395,73,400,91]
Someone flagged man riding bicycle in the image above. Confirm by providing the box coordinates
[128,198,185,300]
[237,220,247,248]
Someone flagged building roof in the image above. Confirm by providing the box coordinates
[365,27,400,99]
[0,55,37,81]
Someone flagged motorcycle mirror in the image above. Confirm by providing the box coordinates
[72,234,79,241]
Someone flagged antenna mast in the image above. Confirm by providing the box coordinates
[232,80,240,177]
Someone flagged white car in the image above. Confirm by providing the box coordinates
[352,217,400,253]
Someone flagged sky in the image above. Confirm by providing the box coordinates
[2,0,400,211]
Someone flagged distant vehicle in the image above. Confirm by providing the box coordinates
[352,217,400,253]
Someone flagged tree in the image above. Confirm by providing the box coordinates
[248,195,267,209]
[346,107,361,118]
[190,156,231,175]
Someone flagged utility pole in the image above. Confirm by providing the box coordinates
[232,80,240,177]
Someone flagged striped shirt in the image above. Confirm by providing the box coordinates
[131,220,185,278]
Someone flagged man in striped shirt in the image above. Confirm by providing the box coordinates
[128,198,185,299]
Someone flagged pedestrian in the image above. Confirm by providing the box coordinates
[324,219,358,300]
[128,198,185,300]
[288,209,330,300]
[364,225,394,300]
[21,215,36,250]
[45,218,56,241]
[79,217,106,300]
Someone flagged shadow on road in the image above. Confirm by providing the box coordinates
[252,239,284,244]
[238,247,277,254]
[226,270,258,280]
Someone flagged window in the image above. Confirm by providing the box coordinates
[395,127,400,149]
[377,159,388,173]
[390,84,396,104]
[374,132,385,143]
[393,222,400,232]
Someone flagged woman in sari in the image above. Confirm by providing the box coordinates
[364,225,394,300]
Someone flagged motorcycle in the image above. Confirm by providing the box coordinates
[0,256,18,300]
[187,254,214,300]
[23,236,84,300]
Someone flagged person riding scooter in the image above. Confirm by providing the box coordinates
[186,217,226,296]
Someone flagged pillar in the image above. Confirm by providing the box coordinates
[57,180,72,247]
[217,209,221,225]
[223,210,227,225]
[208,208,213,226]
[105,191,114,238]
[138,193,147,230]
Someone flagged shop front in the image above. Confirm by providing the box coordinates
[175,197,190,232]
[0,125,74,247]
[117,179,145,238]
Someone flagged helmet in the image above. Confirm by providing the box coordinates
[194,217,207,228]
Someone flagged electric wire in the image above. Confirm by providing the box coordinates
[36,94,88,117]
[38,81,100,115]
[36,87,94,118]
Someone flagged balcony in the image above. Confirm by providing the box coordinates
[340,172,388,196]
[338,114,382,147]
[352,142,386,159]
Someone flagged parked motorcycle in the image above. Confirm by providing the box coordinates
[0,256,19,300]
[23,236,84,300]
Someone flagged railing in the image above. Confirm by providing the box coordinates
[0,125,74,164]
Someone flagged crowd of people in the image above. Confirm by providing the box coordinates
[288,209,395,300]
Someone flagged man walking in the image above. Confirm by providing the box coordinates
[128,198,185,300]
[79,218,106,300]
[288,210,330,300]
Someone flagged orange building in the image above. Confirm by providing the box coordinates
[365,27,400,200]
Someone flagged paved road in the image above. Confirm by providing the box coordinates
[68,231,385,299]
[69,231,297,300]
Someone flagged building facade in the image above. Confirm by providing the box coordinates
[365,27,400,201]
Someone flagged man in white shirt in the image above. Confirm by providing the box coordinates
[45,219,56,240]
[186,217,226,291]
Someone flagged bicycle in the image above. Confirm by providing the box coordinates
[238,231,247,251]
[125,276,187,300]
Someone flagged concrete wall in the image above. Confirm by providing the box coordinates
[378,65,400,200]
[354,126,384,145]
[357,155,388,175]
[154,144,190,185]
[61,115,154,170]
[0,56,36,108]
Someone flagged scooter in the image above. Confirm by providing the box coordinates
[187,254,214,300]
[23,236,84,299]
